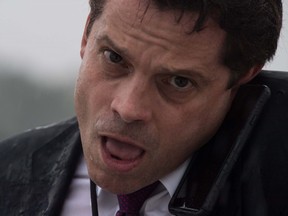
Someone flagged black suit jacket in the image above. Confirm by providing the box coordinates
[0,71,288,216]
[0,118,82,216]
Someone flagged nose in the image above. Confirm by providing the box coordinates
[110,81,152,123]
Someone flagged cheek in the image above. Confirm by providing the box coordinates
[184,93,232,143]
[75,62,111,120]
[75,73,96,136]
[159,92,232,154]
[74,74,87,122]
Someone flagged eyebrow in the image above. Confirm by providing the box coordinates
[96,34,131,59]
[96,34,211,84]
[158,67,211,85]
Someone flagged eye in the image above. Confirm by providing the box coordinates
[170,76,192,89]
[157,75,197,103]
[104,50,123,64]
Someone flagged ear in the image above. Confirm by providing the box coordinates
[234,64,263,87]
[80,15,92,59]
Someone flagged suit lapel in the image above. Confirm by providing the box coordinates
[0,120,82,216]
[29,128,82,215]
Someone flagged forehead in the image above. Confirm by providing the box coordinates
[102,0,225,36]
[92,0,227,72]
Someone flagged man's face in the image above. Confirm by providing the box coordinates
[75,0,236,194]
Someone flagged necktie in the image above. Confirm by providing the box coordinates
[116,181,159,216]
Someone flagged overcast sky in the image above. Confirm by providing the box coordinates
[0,0,287,84]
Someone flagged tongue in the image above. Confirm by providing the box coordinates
[106,137,144,161]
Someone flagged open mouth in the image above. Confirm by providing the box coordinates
[100,136,145,172]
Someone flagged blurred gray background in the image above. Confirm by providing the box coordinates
[0,0,287,141]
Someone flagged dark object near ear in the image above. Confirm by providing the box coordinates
[169,70,288,216]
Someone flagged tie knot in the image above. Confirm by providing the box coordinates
[116,181,159,216]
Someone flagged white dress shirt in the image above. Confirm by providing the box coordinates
[61,156,92,215]
[61,156,190,215]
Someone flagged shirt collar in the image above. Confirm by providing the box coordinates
[159,158,191,197]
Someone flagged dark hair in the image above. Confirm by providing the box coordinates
[87,0,282,87]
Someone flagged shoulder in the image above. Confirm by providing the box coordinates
[253,70,288,89]
[0,117,81,215]
[0,117,79,165]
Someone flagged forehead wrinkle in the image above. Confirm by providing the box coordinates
[109,4,181,52]
[102,6,168,52]
[106,0,201,54]
[99,0,227,79]
[115,17,172,53]
[133,6,201,47]
[137,22,183,51]
[106,18,222,80]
